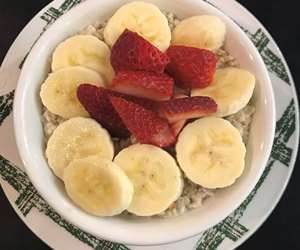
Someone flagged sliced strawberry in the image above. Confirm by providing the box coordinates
[77,84,129,137]
[166,45,217,89]
[124,93,158,111]
[159,96,217,123]
[77,84,157,137]
[110,70,174,101]
[169,93,189,137]
[110,96,175,147]
[111,29,170,73]
[171,119,186,137]
[151,126,176,148]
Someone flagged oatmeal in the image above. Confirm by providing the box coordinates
[42,104,254,217]
[227,104,255,143]
[163,11,181,31]
[42,1,255,217]
[160,178,214,217]
[80,21,107,41]
[216,48,239,68]
[42,109,65,139]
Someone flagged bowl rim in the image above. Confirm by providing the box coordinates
[13,0,276,246]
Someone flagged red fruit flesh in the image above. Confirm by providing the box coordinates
[166,45,217,89]
[77,84,129,137]
[169,93,188,137]
[151,126,176,148]
[110,96,175,147]
[77,84,157,137]
[111,70,174,101]
[159,96,217,123]
[111,29,170,73]
[171,119,186,137]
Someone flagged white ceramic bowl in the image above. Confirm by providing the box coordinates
[13,0,276,246]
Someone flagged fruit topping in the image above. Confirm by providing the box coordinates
[110,70,174,101]
[111,29,170,73]
[110,96,175,147]
[159,96,217,123]
[166,45,217,89]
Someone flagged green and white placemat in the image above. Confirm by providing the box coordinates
[0,0,299,249]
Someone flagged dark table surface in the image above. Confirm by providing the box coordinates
[0,0,299,249]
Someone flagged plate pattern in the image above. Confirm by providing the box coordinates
[0,0,298,249]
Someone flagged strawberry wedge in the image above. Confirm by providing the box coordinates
[169,93,189,137]
[110,96,175,147]
[111,29,170,73]
[159,96,218,123]
[110,70,174,101]
[77,84,156,137]
[77,84,129,137]
[171,119,187,137]
[166,45,217,89]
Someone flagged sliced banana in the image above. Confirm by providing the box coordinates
[104,1,171,51]
[40,66,103,118]
[51,35,115,83]
[64,155,133,216]
[172,15,226,50]
[46,117,114,180]
[176,117,246,189]
[191,67,255,117]
[114,144,183,216]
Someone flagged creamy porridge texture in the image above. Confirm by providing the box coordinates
[40,2,256,217]
[42,12,255,217]
[42,109,66,139]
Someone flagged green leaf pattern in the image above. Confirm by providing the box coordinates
[0,155,129,250]
[0,90,14,126]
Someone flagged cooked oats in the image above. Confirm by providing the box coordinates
[216,48,239,68]
[42,109,65,139]
[160,178,214,217]
[41,12,255,218]
[226,104,255,143]
[163,11,181,31]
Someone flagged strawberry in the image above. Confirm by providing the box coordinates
[110,70,174,101]
[171,119,186,137]
[77,84,157,137]
[125,94,158,111]
[159,96,217,123]
[77,84,129,137]
[169,93,188,137]
[166,45,217,89]
[110,96,175,147]
[111,29,170,73]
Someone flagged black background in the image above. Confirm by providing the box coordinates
[0,0,299,249]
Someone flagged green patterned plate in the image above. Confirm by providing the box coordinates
[0,0,298,249]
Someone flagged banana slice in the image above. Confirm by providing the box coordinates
[51,35,115,83]
[114,144,183,216]
[191,67,255,117]
[104,1,171,51]
[176,117,246,189]
[40,66,103,118]
[172,15,226,50]
[64,155,133,216]
[46,117,114,180]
